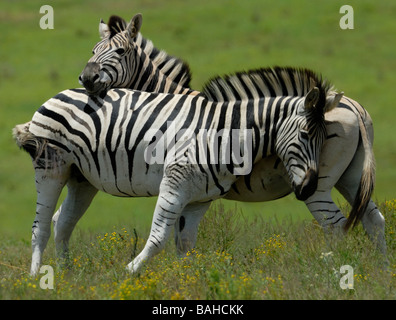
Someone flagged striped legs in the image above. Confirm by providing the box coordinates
[53,177,98,264]
[127,189,185,273]
[361,202,386,255]
[31,168,68,276]
[305,108,386,255]
[174,202,211,256]
[305,192,347,230]
[304,109,358,231]
[336,143,386,254]
[127,165,212,274]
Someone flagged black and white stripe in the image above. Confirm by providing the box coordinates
[79,14,198,97]
[16,67,335,274]
[77,14,386,260]
[79,15,376,231]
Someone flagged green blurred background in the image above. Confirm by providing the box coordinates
[1,0,395,239]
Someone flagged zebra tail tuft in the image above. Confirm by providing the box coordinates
[344,113,376,231]
[13,121,47,160]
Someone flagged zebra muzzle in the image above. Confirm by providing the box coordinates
[79,62,106,95]
[294,168,318,201]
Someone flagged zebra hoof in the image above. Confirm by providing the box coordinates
[126,258,143,274]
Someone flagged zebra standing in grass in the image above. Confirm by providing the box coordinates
[14,67,336,275]
[78,14,386,255]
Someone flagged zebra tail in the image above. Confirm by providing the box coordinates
[13,121,47,160]
[344,110,376,231]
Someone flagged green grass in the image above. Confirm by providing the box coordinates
[1,0,395,237]
[0,200,395,299]
[0,0,396,299]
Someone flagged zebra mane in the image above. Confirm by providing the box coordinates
[202,67,333,103]
[107,15,127,38]
[107,15,192,87]
[134,33,192,87]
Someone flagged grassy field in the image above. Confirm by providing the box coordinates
[0,0,395,299]
[0,201,395,299]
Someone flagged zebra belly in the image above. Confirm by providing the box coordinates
[225,155,292,202]
[77,162,163,197]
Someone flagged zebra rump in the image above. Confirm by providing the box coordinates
[13,122,65,172]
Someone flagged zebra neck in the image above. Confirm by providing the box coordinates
[125,45,185,94]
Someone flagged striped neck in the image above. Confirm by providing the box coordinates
[126,33,196,95]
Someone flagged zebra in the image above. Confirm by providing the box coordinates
[78,14,199,97]
[78,14,386,255]
[14,67,337,275]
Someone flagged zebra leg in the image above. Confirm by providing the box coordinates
[174,202,211,256]
[335,145,386,255]
[126,164,210,274]
[31,169,68,276]
[304,109,360,230]
[305,192,347,231]
[126,187,187,274]
[362,202,386,255]
[53,176,98,266]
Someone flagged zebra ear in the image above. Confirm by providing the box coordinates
[304,87,320,111]
[126,13,143,39]
[99,19,110,39]
[325,91,344,112]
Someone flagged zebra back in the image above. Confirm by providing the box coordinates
[203,67,334,113]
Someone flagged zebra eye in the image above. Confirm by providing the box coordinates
[115,48,125,55]
[300,131,309,140]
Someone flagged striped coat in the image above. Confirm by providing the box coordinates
[15,67,336,274]
[78,14,386,256]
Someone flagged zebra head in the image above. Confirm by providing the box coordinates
[79,14,143,97]
[275,82,336,201]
